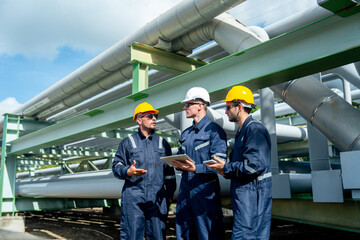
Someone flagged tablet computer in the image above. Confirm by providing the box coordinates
[160,154,194,167]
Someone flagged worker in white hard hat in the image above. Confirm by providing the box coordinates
[205,86,272,240]
[172,87,227,240]
[112,102,176,240]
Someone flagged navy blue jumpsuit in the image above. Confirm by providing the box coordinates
[223,115,272,240]
[112,130,176,240]
[176,115,227,240]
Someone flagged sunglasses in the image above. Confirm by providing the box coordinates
[141,113,158,119]
[226,103,240,111]
[184,102,202,108]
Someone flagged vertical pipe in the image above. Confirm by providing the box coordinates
[180,111,192,132]
[342,78,352,104]
[260,88,279,175]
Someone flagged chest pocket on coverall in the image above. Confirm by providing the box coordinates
[153,148,166,183]
[194,134,210,156]
[128,148,144,183]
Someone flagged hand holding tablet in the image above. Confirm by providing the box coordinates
[160,154,194,167]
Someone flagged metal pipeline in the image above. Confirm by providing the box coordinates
[16,169,311,199]
[271,76,360,151]
[7,0,247,121]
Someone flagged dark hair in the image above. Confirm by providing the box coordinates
[233,101,252,114]
[244,107,252,114]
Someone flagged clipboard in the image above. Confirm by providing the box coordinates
[160,154,194,167]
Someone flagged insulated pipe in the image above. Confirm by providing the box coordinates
[46,71,173,122]
[260,88,279,175]
[342,79,352,104]
[171,12,262,55]
[355,62,360,77]
[165,108,308,142]
[263,4,333,38]
[38,11,258,120]
[271,76,360,151]
[12,0,247,119]
[322,63,360,90]
[46,43,228,122]
[16,169,311,198]
[289,174,312,194]
[252,102,295,119]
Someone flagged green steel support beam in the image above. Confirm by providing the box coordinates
[74,160,99,172]
[0,114,21,215]
[129,42,207,75]
[16,159,61,166]
[318,0,360,17]
[7,13,360,155]
[61,162,74,174]
[130,42,206,94]
[132,62,149,93]
[273,198,360,232]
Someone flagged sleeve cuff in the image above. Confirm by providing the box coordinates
[223,163,231,175]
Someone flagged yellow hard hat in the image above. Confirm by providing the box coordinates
[222,86,255,105]
[133,102,159,121]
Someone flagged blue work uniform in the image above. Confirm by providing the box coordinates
[176,115,227,240]
[112,129,176,240]
[223,115,272,240]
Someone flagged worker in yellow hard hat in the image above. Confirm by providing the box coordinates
[206,86,272,239]
[113,102,176,239]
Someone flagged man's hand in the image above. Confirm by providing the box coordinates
[127,160,147,177]
[205,156,225,175]
[172,158,196,173]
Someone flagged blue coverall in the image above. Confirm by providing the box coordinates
[223,115,272,240]
[112,130,176,240]
[176,115,227,240]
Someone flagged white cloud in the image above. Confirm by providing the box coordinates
[0,0,181,60]
[0,97,23,116]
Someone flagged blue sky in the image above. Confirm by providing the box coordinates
[0,0,316,116]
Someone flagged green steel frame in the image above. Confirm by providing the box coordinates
[7,12,360,155]
[0,114,20,215]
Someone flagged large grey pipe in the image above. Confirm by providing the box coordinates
[271,76,360,151]
[16,169,311,198]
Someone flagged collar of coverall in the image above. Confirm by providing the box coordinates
[137,128,155,140]
[191,114,209,131]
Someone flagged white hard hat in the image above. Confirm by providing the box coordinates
[181,87,211,105]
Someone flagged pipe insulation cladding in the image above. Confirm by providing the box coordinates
[16,170,311,199]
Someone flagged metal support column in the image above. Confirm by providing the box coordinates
[307,74,344,202]
[0,114,20,215]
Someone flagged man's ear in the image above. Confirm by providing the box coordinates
[237,103,243,113]
[136,117,142,125]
